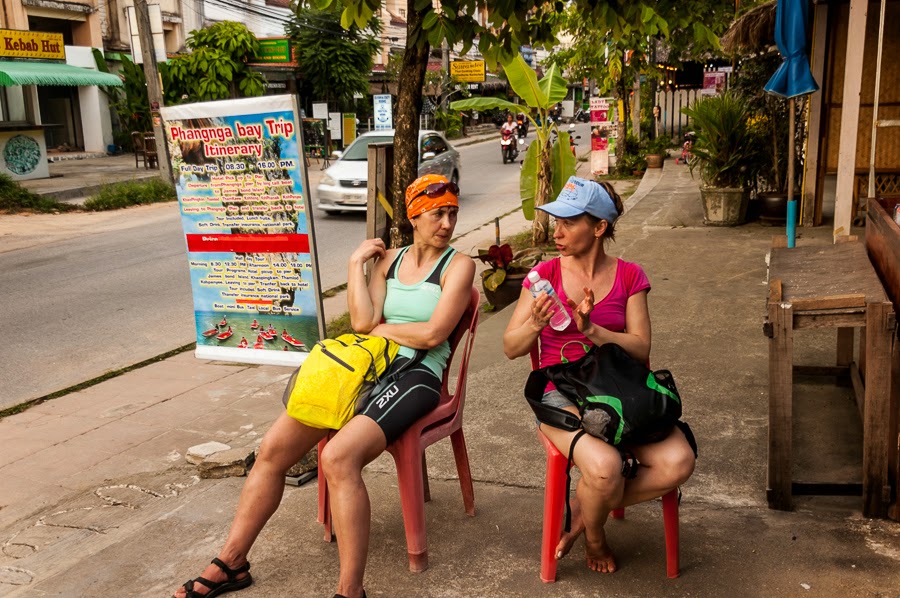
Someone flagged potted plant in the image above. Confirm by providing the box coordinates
[477,244,543,309]
[682,92,761,226]
[731,52,801,225]
[643,136,671,169]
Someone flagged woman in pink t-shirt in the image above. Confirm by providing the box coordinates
[503,177,695,574]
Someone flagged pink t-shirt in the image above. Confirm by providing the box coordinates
[523,257,651,369]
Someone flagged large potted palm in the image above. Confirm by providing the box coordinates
[682,92,760,226]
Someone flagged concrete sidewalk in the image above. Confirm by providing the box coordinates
[1,158,899,597]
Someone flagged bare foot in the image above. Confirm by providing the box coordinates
[584,531,617,574]
[172,558,250,597]
[555,499,585,560]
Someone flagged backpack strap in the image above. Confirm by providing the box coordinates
[524,368,582,432]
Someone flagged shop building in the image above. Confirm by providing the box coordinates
[0,0,121,179]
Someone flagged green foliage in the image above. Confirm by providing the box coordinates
[82,178,177,211]
[434,109,463,138]
[93,51,150,142]
[286,2,381,107]
[615,133,647,175]
[682,92,760,189]
[163,22,265,104]
[644,136,671,155]
[452,55,575,238]
[0,174,75,213]
[730,51,800,193]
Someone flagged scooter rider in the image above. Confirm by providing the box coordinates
[501,113,518,137]
[500,114,519,163]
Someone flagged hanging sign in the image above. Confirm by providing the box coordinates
[160,95,324,367]
[373,94,392,130]
[0,29,65,61]
[450,60,486,82]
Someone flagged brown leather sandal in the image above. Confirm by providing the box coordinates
[178,558,252,597]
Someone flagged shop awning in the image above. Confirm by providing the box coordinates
[0,61,123,87]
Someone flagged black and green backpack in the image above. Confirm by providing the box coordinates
[525,342,684,446]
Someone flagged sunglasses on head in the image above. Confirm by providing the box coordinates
[413,180,459,200]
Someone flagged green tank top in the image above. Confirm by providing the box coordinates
[382,245,457,378]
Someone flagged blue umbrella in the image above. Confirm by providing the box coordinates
[764,0,819,247]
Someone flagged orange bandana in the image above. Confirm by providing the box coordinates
[405,174,459,219]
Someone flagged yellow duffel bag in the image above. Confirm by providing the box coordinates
[282,334,401,430]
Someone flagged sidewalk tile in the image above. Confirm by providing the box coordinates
[116,429,216,466]
[0,473,68,529]
[0,440,118,487]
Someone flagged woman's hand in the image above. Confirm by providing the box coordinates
[350,239,386,266]
[567,286,596,335]
[530,293,554,331]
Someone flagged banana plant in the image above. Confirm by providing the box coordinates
[451,54,576,244]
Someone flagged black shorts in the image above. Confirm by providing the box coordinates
[357,357,442,444]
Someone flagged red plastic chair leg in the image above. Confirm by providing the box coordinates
[611,507,625,520]
[540,446,568,583]
[662,488,680,579]
[391,441,430,573]
[450,429,476,516]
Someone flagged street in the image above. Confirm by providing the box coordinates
[0,124,590,409]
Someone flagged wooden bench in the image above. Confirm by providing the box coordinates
[765,238,895,518]
[865,198,900,521]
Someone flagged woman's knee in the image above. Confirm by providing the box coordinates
[320,442,362,483]
[657,441,696,486]
[578,453,625,496]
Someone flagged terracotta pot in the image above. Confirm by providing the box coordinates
[645,153,664,169]
[632,169,645,177]
[483,272,527,309]
[700,187,749,226]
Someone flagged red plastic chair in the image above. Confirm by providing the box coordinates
[530,346,680,582]
[317,286,480,572]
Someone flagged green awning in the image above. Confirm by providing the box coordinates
[0,61,123,87]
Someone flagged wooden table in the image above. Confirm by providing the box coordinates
[766,239,895,517]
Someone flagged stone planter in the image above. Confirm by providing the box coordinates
[645,153,664,169]
[483,272,527,309]
[700,186,749,226]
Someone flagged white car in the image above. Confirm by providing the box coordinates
[316,129,461,215]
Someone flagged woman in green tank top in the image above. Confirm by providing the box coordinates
[173,175,474,598]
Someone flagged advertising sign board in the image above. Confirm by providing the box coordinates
[450,60,486,82]
[160,95,324,366]
[0,29,65,61]
[373,94,392,130]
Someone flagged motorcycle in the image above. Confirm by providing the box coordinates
[500,130,519,163]
[516,113,528,139]
[574,108,590,123]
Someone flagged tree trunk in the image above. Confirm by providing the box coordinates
[390,2,430,249]
[533,136,552,244]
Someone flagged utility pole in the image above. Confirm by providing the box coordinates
[440,40,450,112]
[134,0,172,184]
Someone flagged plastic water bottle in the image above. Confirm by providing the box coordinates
[527,271,572,331]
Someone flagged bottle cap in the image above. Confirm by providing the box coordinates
[527,271,540,284]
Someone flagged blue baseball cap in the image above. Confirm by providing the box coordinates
[537,176,619,223]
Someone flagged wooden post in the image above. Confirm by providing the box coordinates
[767,280,793,510]
[802,2,829,227]
[133,0,172,184]
[837,328,854,367]
[863,301,893,517]
[833,0,869,240]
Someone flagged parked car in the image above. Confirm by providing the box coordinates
[316,130,461,215]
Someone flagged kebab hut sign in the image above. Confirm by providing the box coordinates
[0,29,66,61]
